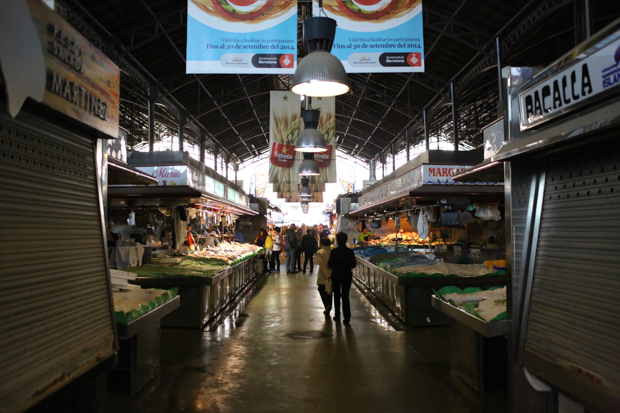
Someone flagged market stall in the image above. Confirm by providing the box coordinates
[432,286,510,393]
[125,243,264,328]
[353,256,507,327]
[453,19,620,413]
[109,283,180,393]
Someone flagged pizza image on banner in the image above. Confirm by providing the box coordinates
[314,0,425,74]
[186,0,297,74]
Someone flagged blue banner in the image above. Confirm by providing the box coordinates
[186,0,297,74]
[314,0,424,73]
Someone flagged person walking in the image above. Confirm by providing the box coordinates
[263,229,273,272]
[270,227,282,272]
[295,227,304,271]
[315,237,333,316]
[301,229,318,273]
[284,224,298,273]
[327,232,357,324]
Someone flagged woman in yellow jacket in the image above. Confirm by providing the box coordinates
[315,237,333,316]
[264,229,273,272]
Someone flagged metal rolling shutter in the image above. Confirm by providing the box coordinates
[522,137,620,412]
[0,109,116,412]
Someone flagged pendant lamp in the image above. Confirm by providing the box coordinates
[299,177,312,198]
[292,9,350,97]
[298,151,320,175]
[295,109,327,153]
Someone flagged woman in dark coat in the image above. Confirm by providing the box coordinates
[301,229,318,273]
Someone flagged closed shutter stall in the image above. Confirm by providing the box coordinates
[0,109,116,412]
[522,135,620,412]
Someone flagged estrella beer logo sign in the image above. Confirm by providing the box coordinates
[313,145,333,168]
[270,142,295,168]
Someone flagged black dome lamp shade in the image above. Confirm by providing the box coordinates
[295,109,327,153]
[299,177,312,198]
[292,5,350,97]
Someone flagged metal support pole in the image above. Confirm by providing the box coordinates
[451,82,459,151]
[423,110,430,151]
[214,151,218,172]
[496,37,503,103]
[178,111,186,152]
[574,0,591,45]
[148,84,158,152]
[405,130,410,162]
[391,142,396,172]
[199,129,206,163]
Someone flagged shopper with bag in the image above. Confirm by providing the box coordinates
[327,232,357,324]
[315,237,333,316]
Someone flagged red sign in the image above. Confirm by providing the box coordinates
[270,142,296,168]
[313,145,333,168]
[407,53,422,67]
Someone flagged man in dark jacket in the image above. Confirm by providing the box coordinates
[301,229,318,273]
[284,224,299,273]
[327,232,357,323]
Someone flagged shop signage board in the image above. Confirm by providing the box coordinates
[313,0,424,73]
[186,0,297,74]
[518,32,620,130]
[28,0,120,137]
[134,165,248,207]
[107,128,128,162]
[214,181,225,197]
[359,164,502,208]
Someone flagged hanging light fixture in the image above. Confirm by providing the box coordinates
[295,108,327,153]
[299,177,312,198]
[298,152,320,175]
[292,3,350,97]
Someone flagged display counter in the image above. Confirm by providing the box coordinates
[432,295,510,393]
[110,296,180,393]
[129,254,262,328]
[353,256,507,327]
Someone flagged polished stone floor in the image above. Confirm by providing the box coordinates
[110,268,507,413]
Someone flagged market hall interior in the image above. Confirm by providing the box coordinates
[106,269,507,413]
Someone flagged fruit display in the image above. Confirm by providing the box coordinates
[435,286,507,321]
[367,231,425,246]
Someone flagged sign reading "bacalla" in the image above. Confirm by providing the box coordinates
[519,34,620,130]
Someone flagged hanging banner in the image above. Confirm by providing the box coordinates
[269,90,301,192]
[309,96,338,189]
[313,0,424,73]
[186,0,297,74]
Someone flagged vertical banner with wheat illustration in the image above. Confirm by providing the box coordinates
[269,92,337,201]
[308,96,337,192]
[269,91,301,193]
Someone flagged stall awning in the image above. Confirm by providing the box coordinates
[108,158,158,185]
[108,185,258,216]
[452,160,504,183]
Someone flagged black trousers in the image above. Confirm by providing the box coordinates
[295,248,302,270]
[303,254,314,272]
[270,250,281,270]
[332,278,352,320]
[317,284,332,311]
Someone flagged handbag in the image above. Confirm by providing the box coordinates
[325,277,332,295]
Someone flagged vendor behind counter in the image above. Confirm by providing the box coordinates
[357,228,379,247]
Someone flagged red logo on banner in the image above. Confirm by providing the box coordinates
[270,142,296,168]
[407,53,422,67]
[313,145,332,168]
[279,54,294,68]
